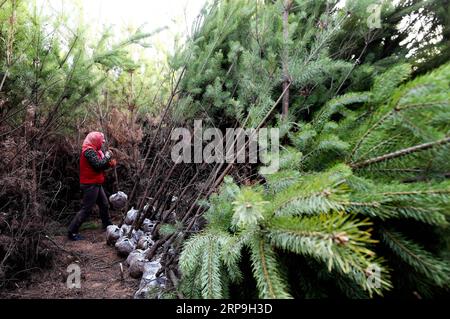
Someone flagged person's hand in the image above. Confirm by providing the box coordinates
[109,159,117,167]
[105,150,113,159]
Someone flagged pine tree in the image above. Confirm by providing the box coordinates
[0,0,159,284]
[170,0,361,128]
[179,62,450,299]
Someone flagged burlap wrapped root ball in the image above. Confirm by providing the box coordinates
[109,191,128,210]
[124,208,139,225]
[106,225,121,245]
[115,237,136,257]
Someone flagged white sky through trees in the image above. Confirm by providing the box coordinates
[34,0,432,61]
[37,0,207,57]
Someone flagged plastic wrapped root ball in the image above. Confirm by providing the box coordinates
[129,256,147,279]
[132,229,145,243]
[142,219,155,233]
[115,237,136,257]
[120,224,132,237]
[126,249,146,267]
[124,208,139,225]
[134,260,165,299]
[137,235,154,250]
[109,191,128,210]
[106,225,121,246]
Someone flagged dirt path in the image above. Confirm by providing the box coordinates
[1,226,139,299]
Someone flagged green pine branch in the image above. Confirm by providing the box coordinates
[380,228,450,288]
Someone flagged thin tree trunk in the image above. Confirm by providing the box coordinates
[125,68,185,211]
[281,0,292,120]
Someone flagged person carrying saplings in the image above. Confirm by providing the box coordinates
[68,131,118,241]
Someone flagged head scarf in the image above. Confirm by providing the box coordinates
[82,132,105,158]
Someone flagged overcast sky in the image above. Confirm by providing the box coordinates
[37,0,207,57]
[34,0,429,60]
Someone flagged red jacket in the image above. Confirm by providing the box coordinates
[80,148,106,184]
[79,132,106,185]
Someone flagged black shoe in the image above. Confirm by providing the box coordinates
[68,232,84,241]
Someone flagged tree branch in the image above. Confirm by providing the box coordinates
[351,137,450,169]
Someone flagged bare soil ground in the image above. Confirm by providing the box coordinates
[0,225,139,299]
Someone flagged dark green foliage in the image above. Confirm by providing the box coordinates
[179,61,450,298]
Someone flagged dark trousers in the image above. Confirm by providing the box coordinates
[68,184,112,234]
